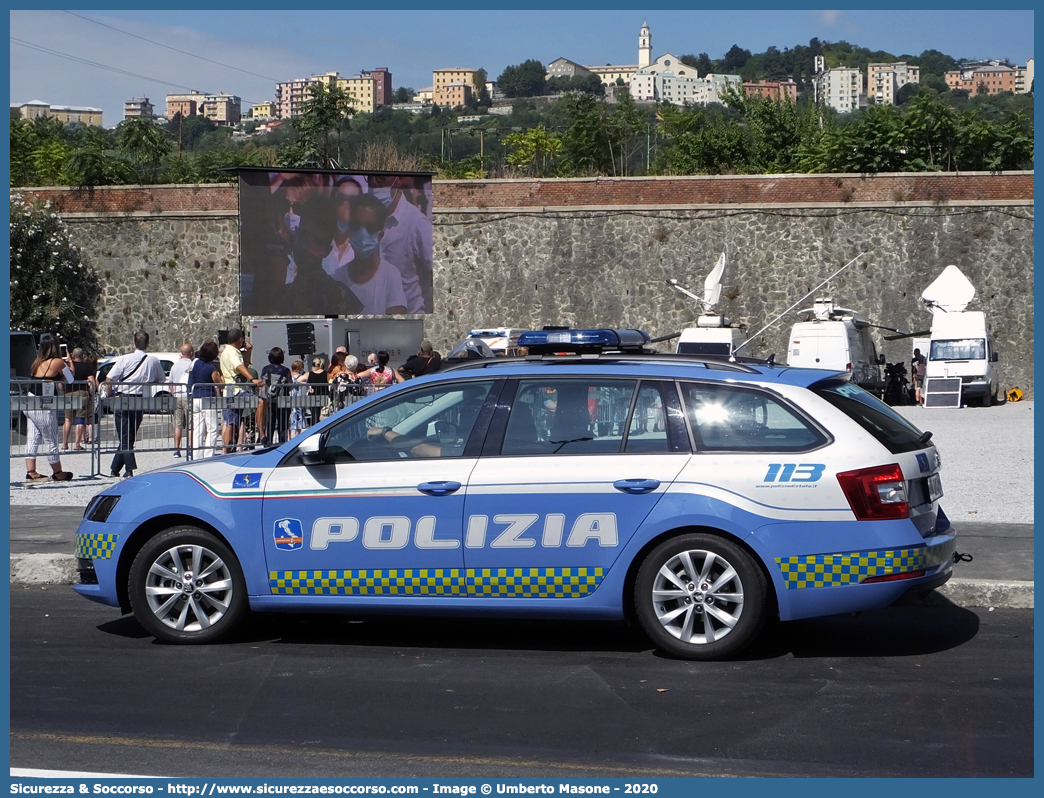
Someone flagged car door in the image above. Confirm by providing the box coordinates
[462,377,690,598]
[262,378,499,598]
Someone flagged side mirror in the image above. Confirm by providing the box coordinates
[298,433,327,466]
[991,352,999,362]
[877,354,886,365]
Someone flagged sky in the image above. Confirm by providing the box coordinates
[9,7,1036,126]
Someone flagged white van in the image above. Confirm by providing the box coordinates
[786,299,885,396]
[925,311,999,406]
[676,318,744,358]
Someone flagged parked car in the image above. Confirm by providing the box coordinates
[73,328,957,659]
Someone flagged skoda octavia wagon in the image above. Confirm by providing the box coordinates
[73,329,957,659]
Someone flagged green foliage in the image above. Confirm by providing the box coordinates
[286,82,355,168]
[504,126,562,176]
[9,194,100,353]
[115,117,172,184]
[497,59,547,98]
[472,69,491,106]
[546,73,605,96]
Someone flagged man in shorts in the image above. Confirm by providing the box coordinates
[168,343,195,457]
[220,329,263,453]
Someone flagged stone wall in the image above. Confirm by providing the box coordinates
[18,172,1034,395]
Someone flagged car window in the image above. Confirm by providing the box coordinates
[681,382,827,452]
[624,383,670,453]
[812,379,926,455]
[322,380,494,462]
[502,379,636,456]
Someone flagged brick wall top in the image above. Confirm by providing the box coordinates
[15,171,1034,214]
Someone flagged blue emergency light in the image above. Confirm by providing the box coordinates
[516,328,651,355]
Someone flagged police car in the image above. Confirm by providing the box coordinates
[73,329,957,660]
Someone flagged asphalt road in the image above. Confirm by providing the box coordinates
[10,587,1033,779]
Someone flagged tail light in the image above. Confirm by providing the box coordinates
[837,464,909,520]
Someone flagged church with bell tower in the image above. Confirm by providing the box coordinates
[585,21,653,88]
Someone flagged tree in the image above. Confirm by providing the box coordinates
[721,44,752,73]
[976,81,990,97]
[288,82,355,167]
[497,59,546,98]
[504,126,562,176]
[560,92,612,175]
[393,87,415,103]
[9,194,100,352]
[895,83,920,106]
[115,116,172,183]
[472,68,491,106]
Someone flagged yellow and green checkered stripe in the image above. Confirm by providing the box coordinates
[467,567,604,598]
[775,547,928,589]
[269,566,605,597]
[270,569,467,596]
[75,533,119,560]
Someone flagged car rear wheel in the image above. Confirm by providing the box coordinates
[635,533,767,660]
[129,526,247,644]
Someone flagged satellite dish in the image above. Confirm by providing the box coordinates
[703,252,726,310]
[921,265,976,314]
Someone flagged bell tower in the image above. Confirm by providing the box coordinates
[639,21,652,69]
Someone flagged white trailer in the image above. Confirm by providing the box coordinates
[247,318,424,369]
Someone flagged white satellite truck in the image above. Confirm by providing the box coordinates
[666,252,745,357]
[918,265,999,408]
[785,299,886,396]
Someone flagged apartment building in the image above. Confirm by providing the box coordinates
[868,62,920,105]
[202,93,242,126]
[123,96,155,119]
[249,102,276,121]
[945,63,1017,95]
[14,100,103,127]
[434,82,472,108]
[361,67,392,106]
[342,75,376,114]
[166,91,207,121]
[276,72,377,118]
[742,80,798,102]
[815,67,862,113]
[1014,58,1034,93]
[433,68,477,96]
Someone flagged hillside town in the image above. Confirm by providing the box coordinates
[12,23,1035,131]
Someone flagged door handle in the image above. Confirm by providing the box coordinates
[613,478,661,494]
[417,481,462,496]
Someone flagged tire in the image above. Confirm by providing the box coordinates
[634,533,768,660]
[129,526,247,644]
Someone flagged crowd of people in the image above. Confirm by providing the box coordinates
[240,171,434,318]
[18,329,448,481]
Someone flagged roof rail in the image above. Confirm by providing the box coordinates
[441,352,764,373]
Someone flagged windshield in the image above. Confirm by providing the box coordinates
[930,338,985,360]
[813,379,928,454]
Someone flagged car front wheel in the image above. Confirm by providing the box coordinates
[635,533,768,660]
[129,526,247,644]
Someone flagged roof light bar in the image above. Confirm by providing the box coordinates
[516,328,651,355]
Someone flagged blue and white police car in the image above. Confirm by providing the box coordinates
[73,329,957,659]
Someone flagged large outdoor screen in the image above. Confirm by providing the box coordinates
[238,168,434,317]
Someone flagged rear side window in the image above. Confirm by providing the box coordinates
[812,380,927,454]
[502,379,636,455]
[680,382,827,452]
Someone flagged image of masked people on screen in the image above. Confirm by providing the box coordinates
[368,174,434,314]
[285,195,363,317]
[328,193,408,315]
[321,175,366,278]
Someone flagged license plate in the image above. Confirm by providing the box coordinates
[927,472,943,503]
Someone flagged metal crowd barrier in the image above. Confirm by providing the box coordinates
[10,378,382,479]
